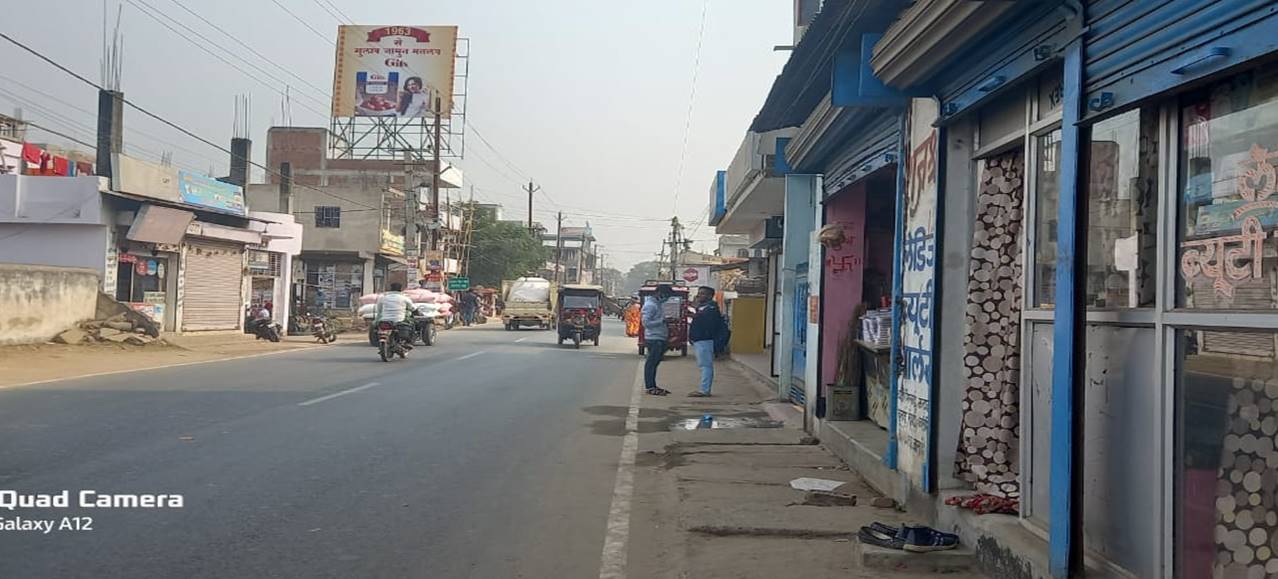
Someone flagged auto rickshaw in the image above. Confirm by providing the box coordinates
[556,284,605,348]
[637,281,691,357]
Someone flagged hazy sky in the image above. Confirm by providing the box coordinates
[1,0,791,270]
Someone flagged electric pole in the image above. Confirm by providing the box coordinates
[667,216,682,281]
[553,211,564,285]
[525,180,540,233]
[404,149,419,285]
[430,95,443,251]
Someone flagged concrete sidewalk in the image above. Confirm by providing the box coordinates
[626,353,985,578]
[0,331,323,388]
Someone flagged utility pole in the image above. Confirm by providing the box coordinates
[667,216,682,281]
[525,180,540,233]
[404,150,419,279]
[430,95,443,251]
[553,211,564,285]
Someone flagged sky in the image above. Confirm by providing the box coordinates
[0,0,791,271]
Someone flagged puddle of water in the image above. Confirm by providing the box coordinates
[670,414,782,430]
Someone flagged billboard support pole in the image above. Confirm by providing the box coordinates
[404,149,419,267]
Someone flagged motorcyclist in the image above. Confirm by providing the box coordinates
[375,283,414,323]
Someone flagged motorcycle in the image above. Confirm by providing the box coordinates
[251,318,282,343]
[307,314,338,344]
[375,320,415,362]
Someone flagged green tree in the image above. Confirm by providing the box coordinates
[463,203,547,287]
[622,260,662,296]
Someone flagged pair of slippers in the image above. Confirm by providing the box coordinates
[858,522,959,552]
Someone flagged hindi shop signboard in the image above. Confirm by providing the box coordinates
[895,98,940,488]
[331,25,458,119]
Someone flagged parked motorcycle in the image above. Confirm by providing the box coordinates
[307,314,338,344]
[251,319,282,343]
[375,320,415,362]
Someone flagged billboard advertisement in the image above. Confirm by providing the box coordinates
[177,171,247,216]
[331,25,458,118]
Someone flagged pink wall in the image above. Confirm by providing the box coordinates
[821,181,866,387]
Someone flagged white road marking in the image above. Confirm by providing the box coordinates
[515,337,528,343]
[297,382,381,407]
[598,362,644,579]
[2,344,324,390]
[456,351,485,361]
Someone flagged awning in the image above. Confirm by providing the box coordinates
[127,203,195,245]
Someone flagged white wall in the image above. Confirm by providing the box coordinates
[0,264,99,344]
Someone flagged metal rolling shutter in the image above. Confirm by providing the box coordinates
[182,240,244,331]
[1083,0,1278,122]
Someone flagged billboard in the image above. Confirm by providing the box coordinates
[177,171,246,216]
[331,25,458,118]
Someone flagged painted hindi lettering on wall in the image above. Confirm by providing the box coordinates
[896,98,940,486]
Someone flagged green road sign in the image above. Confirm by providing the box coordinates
[447,277,470,291]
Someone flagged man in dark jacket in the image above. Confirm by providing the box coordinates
[688,286,725,397]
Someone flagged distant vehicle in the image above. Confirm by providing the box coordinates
[306,313,338,344]
[501,277,557,330]
[251,319,283,343]
[374,320,414,362]
[556,285,604,348]
[363,304,439,347]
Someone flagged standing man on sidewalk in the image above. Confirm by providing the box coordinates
[641,284,673,396]
[688,286,724,397]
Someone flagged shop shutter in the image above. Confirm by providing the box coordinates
[821,110,900,197]
[1083,0,1278,122]
[182,239,245,331]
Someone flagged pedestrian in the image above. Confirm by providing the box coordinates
[688,286,725,397]
[459,288,479,326]
[641,285,673,396]
[623,298,642,337]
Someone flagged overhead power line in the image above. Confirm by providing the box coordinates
[0,31,381,210]
[120,0,331,119]
[269,0,336,46]
[671,0,710,212]
[165,0,333,97]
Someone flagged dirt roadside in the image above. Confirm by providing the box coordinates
[0,332,325,388]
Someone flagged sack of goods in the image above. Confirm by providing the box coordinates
[358,293,380,305]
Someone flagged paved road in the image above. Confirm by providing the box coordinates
[0,321,642,578]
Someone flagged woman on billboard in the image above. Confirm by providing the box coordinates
[397,77,430,117]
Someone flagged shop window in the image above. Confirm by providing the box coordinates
[1033,129,1062,307]
[1085,108,1159,308]
[315,206,341,228]
[1178,70,1278,309]
[1176,329,1278,579]
[304,262,362,309]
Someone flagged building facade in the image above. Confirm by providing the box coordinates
[713,1,1278,577]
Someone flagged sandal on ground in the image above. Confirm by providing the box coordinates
[645,387,670,396]
[687,391,711,397]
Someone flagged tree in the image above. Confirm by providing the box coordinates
[463,203,548,287]
[622,260,662,296]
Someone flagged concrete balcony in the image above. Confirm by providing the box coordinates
[713,127,797,235]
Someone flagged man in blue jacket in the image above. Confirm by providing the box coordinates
[688,286,725,397]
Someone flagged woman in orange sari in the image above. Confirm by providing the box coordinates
[623,300,642,337]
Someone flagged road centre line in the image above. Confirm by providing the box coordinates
[515,337,528,343]
[598,362,643,579]
[297,382,381,407]
[456,351,485,361]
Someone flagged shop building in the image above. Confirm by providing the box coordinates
[713,0,1278,577]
